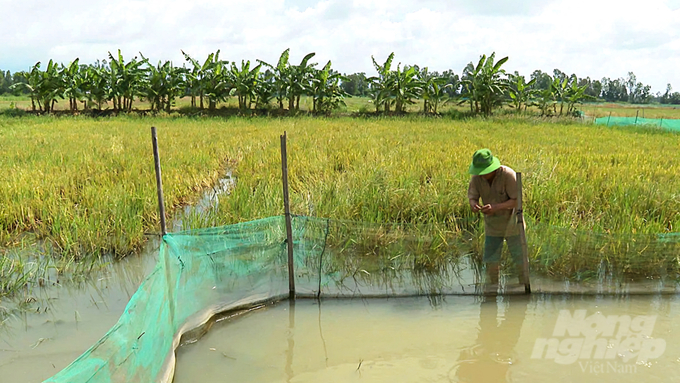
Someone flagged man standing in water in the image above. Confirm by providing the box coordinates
[467,148,524,292]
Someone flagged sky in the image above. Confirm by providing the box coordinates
[2,0,680,94]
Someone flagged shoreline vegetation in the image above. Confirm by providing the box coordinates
[1,112,680,297]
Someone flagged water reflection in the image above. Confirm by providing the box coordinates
[286,300,295,382]
[455,295,530,383]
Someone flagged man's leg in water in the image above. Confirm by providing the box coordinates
[484,236,505,288]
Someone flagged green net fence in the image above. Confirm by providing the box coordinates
[44,215,680,382]
[595,116,680,131]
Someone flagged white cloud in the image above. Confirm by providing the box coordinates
[1,0,679,92]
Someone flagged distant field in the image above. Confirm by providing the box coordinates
[0,95,429,114]
[580,103,680,119]
[3,94,680,120]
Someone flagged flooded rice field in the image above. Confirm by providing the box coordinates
[0,175,235,383]
[174,295,680,383]
[0,249,156,383]
[3,173,680,382]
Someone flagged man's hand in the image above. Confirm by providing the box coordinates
[470,200,482,213]
[481,204,496,215]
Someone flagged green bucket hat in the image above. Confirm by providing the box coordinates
[469,148,501,175]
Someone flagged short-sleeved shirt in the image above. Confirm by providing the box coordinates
[467,165,519,237]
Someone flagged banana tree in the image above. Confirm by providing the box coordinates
[460,53,509,116]
[253,69,275,109]
[60,59,84,112]
[508,72,537,113]
[227,60,261,110]
[309,61,349,114]
[182,50,228,109]
[459,62,478,113]
[259,49,316,112]
[551,76,568,116]
[258,49,291,110]
[419,71,451,114]
[107,50,147,112]
[203,53,229,110]
[532,76,556,116]
[367,53,395,112]
[390,64,422,113]
[13,60,63,113]
[289,52,317,111]
[82,64,110,110]
[10,66,40,111]
[142,58,186,112]
[564,81,593,116]
[182,51,202,108]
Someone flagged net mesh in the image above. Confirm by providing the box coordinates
[44,215,680,382]
[595,116,680,131]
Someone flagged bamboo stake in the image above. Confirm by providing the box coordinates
[516,172,531,294]
[151,127,167,236]
[607,112,612,127]
[281,131,295,299]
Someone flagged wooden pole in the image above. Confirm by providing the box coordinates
[151,127,167,236]
[635,109,639,125]
[516,172,531,294]
[607,112,612,127]
[281,131,295,299]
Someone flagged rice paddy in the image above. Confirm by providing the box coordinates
[1,112,680,295]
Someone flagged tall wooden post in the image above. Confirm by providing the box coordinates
[151,127,167,236]
[281,132,295,299]
[516,172,531,294]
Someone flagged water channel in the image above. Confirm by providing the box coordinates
[174,295,680,383]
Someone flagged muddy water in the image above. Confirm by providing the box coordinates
[0,246,157,383]
[174,295,680,383]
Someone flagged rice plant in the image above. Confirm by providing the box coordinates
[2,114,680,294]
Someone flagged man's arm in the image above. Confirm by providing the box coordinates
[468,178,481,213]
[481,198,516,215]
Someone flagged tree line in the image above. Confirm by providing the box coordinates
[1,49,346,114]
[2,49,680,116]
[340,66,680,107]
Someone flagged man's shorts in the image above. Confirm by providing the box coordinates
[484,235,523,265]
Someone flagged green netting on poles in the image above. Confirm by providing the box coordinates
[44,215,680,382]
[44,216,291,383]
[595,116,680,131]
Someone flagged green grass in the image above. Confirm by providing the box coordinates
[1,113,680,294]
